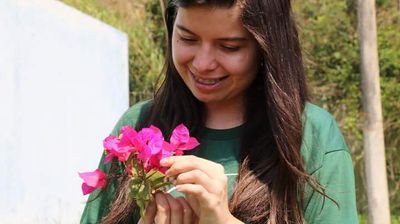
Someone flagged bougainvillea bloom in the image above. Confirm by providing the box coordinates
[170,124,200,155]
[80,123,199,217]
[103,135,132,163]
[79,169,107,195]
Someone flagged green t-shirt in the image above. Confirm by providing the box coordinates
[80,101,358,224]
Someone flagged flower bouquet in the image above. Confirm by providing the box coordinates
[79,124,199,217]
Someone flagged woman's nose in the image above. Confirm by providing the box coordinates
[192,45,218,73]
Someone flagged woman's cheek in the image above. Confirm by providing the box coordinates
[173,43,194,66]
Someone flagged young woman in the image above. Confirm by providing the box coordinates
[81,0,358,223]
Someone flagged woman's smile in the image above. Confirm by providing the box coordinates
[189,69,228,91]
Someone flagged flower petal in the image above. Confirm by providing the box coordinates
[182,137,200,150]
[82,183,96,195]
[79,169,107,188]
[104,153,114,164]
[148,137,163,155]
[120,126,138,148]
[103,135,119,151]
[170,124,189,145]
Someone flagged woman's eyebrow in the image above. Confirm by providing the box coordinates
[217,37,248,42]
[176,24,248,42]
[176,24,196,35]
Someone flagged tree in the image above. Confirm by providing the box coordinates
[357,0,390,223]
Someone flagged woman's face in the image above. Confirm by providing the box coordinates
[172,4,259,108]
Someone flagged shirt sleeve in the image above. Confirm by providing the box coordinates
[304,149,359,224]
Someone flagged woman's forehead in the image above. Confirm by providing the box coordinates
[172,0,237,8]
[174,5,248,38]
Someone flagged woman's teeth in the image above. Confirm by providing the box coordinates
[193,75,223,85]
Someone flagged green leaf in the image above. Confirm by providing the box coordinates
[146,170,165,181]
[136,198,148,218]
[130,180,144,198]
[150,176,166,188]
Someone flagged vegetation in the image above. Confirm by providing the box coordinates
[295,0,400,215]
[62,0,400,218]
[63,0,164,105]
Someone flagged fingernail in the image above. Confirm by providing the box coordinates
[160,158,168,165]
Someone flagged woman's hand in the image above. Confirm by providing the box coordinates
[139,192,197,224]
[160,155,243,224]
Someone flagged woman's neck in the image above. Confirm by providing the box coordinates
[204,99,245,129]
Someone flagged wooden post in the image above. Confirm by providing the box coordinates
[357,0,391,223]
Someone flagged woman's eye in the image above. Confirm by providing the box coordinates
[180,37,197,43]
[221,45,240,52]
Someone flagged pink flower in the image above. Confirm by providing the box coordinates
[80,124,200,217]
[103,126,140,163]
[170,124,200,155]
[139,126,163,140]
[119,126,139,148]
[103,135,132,163]
[79,169,107,195]
[145,142,175,173]
[136,126,165,166]
[139,141,170,172]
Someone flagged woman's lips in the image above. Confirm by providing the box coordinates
[190,70,227,86]
[194,76,223,85]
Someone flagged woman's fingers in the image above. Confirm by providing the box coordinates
[176,197,195,224]
[140,193,197,224]
[141,200,157,224]
[154,192,171,224]
[175,183,213,207]
[164,193,183,224]
[159,155,231,223]
[175,169,219,193]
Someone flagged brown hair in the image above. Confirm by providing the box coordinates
[102,0,324,223]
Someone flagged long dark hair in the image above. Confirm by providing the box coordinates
[103,0,321,223]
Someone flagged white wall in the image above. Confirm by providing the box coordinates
[0,0,129,223]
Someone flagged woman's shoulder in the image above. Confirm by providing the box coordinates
[301,102,350,173]
[303,103,336,126]
[122,99,153,120]
[110,100,153,135]
[303,103,344,138]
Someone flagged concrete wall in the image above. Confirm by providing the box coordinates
[0,0,129,223]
